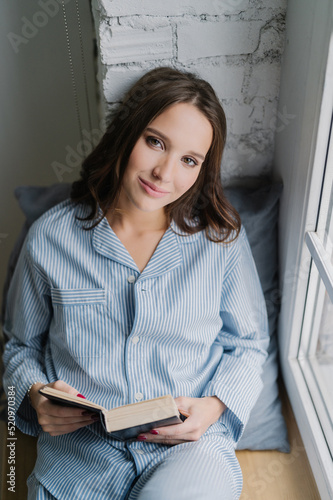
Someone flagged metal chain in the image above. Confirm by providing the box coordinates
[61,0,86,146]
[75,0,93,134]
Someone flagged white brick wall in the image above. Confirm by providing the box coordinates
[248,62,281,99]
[100,25,173,65]
[224,102,254,135]
[99,0,251,17]
[91,0,287,182]
[177,21,262,61]
[195,63,244,100]
[104,67,147,103]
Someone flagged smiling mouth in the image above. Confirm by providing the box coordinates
[138,177,170,195]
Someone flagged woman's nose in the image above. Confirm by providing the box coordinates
[152,154,176,181]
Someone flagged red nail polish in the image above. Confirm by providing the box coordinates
[150,429,159,435]
[137,435,147,441]
[77,394,86,399]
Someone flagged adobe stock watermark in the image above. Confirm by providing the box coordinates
[223,103,296,178]
[247,251,314,331]
[270,105,296,134]
[7,386,16,494]
[51,73,155,182]
[7,0,71,54]
[52,121,105,182]
[241,438,306,500]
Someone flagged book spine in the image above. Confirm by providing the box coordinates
[109,415,182,441]
[100,410,109,433]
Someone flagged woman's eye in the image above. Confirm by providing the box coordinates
[147,137,163,148]
[182,157,197,167]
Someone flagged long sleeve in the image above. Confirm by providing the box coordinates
[2,232,51,436]
[201,228,269,443]
[2,200,269,447]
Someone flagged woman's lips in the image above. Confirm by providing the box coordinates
[138,177,170,198]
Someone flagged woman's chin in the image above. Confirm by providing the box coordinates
[131,196,169,213]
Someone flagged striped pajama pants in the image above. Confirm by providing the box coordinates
[27,435,243,500]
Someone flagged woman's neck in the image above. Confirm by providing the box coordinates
[106,207,168,236]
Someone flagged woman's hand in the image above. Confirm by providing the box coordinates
[137,396,226,445]
[29,380,99,436]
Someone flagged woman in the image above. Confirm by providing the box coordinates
[3,67,269,499]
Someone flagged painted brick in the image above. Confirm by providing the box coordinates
[222,145,272,180]
[224,102,253,135]
[104,63,244,104]
[195,63,244,99]
[221,147,250,178]
[255,0,287,10]
[118,17,170,30]
[255,19,285,60]
[263,101,278,131]
[104,67,147,102]
[91,0,287,183]
[248,62,281,99]
[99,0,250,17]
[100,25,173,65]
[177,21,262,62]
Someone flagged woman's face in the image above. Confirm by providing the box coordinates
[117,102,213,216]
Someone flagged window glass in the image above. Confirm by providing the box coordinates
[315,286,333,421]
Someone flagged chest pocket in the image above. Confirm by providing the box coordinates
[50,288,108,359]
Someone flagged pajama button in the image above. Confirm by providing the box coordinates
[135,392,144,401]
[127,275,136,283]
[131,336,140,344]
[136,449,145,455]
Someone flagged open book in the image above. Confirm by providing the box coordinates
[39,387,186,440]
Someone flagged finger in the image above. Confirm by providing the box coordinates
[39,413,98,426]
[138,415,203,442]
[174,396,193,413]
[51,380,83,397]
[137,434,190,445]
[148,417,195,438]
[144,438,188,445]
[142,432,198,443]
[44,418,98,437]
[39,400,94,418]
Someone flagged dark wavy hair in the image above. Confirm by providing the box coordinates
[71,66,241,242]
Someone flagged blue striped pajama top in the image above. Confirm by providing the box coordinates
[3,199,269,499]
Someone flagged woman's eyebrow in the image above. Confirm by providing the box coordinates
[145,127,206,161]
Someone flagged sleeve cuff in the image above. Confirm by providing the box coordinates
[201,379,263,443]
[5,375,49,437]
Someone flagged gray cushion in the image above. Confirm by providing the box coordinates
[15,183,72,226]
[1,184,71,326]
[225,183,289,452]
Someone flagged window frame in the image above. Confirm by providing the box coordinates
[274,1,333,498]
